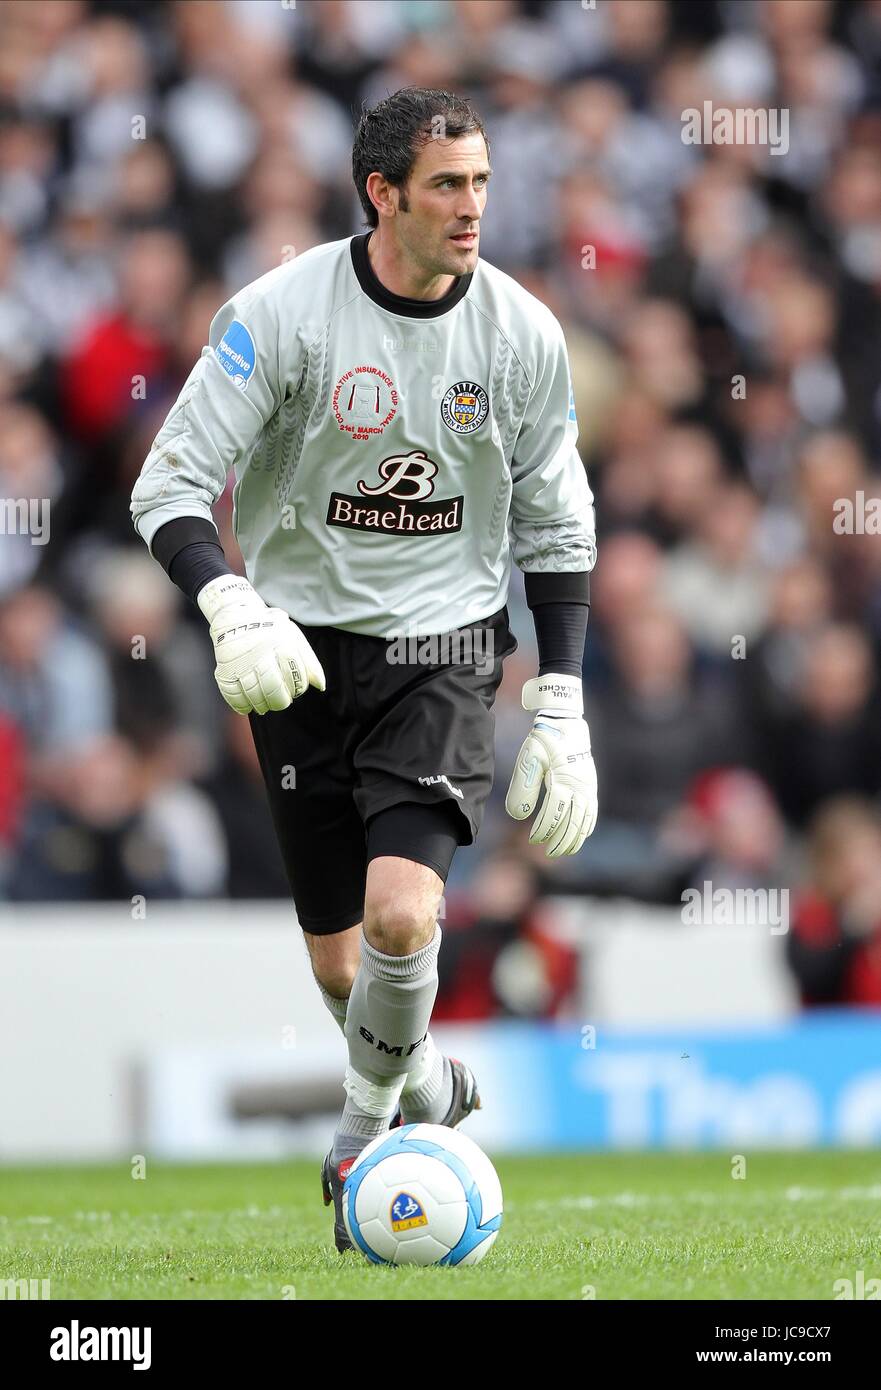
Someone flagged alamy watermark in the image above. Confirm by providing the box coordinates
[0,497,50,545]
[833,1270,880,1299]
[50,1322,151,1369]
[386,625,495,675]
[832,492,881,534]
[1,1277,51,1299]
[681,882,789,934]
[681,102,789,157]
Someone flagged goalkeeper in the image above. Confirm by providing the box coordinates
[131,87,597,1251]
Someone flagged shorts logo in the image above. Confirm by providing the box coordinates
[418,773,464,799]
[333,365,398,440]
[215,320,256,389]
[441,380,488,435]
[326,451,463,535]
[390,1192,429,1232]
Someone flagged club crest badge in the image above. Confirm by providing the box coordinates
[440,380,489,435]
[390,1191,429,1232]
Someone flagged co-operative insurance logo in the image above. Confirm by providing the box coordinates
[215,319,256,389]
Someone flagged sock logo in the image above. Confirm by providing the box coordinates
[358,1028,427,1058]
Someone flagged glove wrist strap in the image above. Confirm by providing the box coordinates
[197,574,256,623]
[521,673,583,718]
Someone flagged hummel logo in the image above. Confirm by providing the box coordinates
[418,774,464,800]
[382,334,439,353]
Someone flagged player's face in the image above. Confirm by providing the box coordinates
[398,132,490,277]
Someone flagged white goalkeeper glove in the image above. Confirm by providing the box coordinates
[196,575,325,715]
[505,673,598,857]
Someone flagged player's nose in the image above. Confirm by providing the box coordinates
[457,186,483,221]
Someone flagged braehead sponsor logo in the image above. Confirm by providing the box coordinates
[326,449,463,535]
[215,319,256,389]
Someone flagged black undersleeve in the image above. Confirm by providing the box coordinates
[530,601,589,679]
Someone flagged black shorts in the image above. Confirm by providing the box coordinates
[248,605,518,934]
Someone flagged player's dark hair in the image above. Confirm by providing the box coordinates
[352,87,489,228]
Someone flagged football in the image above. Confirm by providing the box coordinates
[342,1123,503,1266]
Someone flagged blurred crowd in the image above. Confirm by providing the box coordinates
[1,0,881,1009]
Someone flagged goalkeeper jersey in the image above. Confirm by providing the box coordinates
[131,233,596,638]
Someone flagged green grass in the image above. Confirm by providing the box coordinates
[1,1151,879,1300]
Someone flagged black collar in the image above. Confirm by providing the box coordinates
[350,232,472,318]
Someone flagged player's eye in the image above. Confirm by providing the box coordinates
[438,175,488,189]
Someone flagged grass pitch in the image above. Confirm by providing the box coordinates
[1,1151,878,1300]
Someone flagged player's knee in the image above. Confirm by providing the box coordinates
[363,898,436,958]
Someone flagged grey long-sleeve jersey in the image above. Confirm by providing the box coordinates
[131,233,596,638]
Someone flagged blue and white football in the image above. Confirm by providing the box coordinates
[342,1123,503,1266]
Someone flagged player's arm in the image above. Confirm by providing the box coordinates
[504,316,598,856]
[130,290,324,715]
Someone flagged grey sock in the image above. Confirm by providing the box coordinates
[331,1103,388,1167]
[330,928,439,1167]
[344,925,441,1090]
[329,928,439,1167]
[400,1049,454,1125]
[334,926,442,1163]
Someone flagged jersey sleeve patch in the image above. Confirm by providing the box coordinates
[215,319,256,389]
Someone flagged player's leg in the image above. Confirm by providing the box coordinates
[245,623,369,1024]
[305,802,457,1073]
[336,851,444,1159]
[322,609,517,1247]
[306,922,468,1122]
[321,848,446,1251]
[303,924,360,1033]
[331,804,480,1141]
[305,897,462,1125]
[348,604,518,1129]
[362,802,476,1126]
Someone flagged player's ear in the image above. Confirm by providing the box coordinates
[366,171,395,221]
